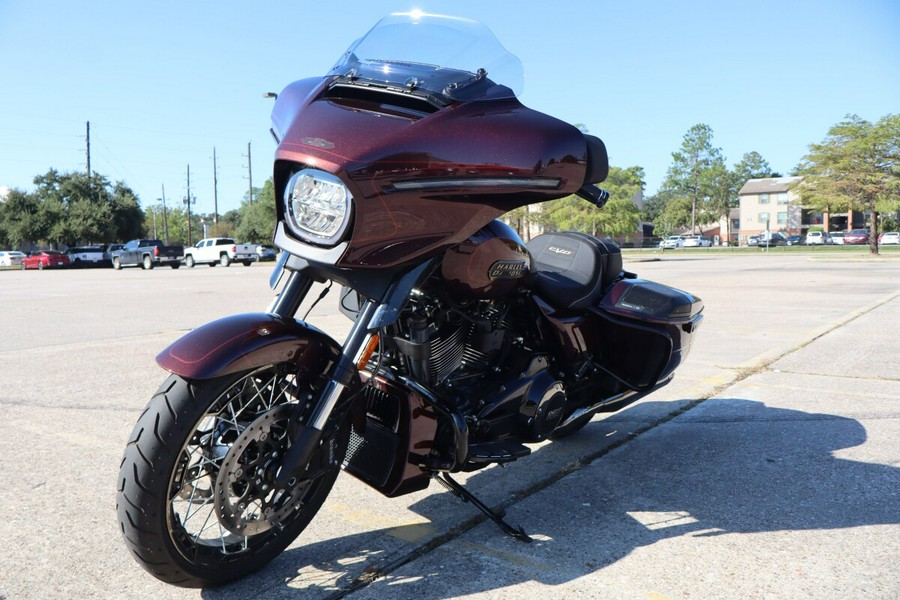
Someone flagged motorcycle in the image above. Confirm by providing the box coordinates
[116,13,703,588]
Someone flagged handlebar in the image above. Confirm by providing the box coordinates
[575,184,610,208]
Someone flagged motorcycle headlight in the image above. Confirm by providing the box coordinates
[283,169,353,245]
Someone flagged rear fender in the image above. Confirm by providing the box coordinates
[156,313,342,380]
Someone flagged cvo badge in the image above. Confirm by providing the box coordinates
[489,259,528,280]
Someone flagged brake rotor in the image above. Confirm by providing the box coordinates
[213,404,308,536]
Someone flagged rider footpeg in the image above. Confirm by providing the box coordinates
[466,441,531,464]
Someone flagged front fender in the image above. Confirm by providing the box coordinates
[156,313,342,380]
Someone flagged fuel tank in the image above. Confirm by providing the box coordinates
[271,77,589,269]
[441,220,531,299]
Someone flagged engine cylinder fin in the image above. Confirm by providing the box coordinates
[427,321,471,384]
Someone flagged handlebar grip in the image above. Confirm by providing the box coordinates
[575,184,610,208]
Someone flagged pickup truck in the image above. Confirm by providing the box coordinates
[111,239,184,270]
[66,246,107,268]
[182,237,258,267]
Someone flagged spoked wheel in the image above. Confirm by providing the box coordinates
[116,364,350,587]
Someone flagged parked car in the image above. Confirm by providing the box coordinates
[683,235,711,248]
[759,232,787,247]
[786,235,803,246]
[747,235,759,246]
[844,229,870,244]
[804,231,831,245]
[21,250,70,270]
[256,244,278,262]
[829,231,845,245]
[0,250,26,267]
[111,239,184,269]
[183,237,258,267]
[66,246,106,268]
[878,231,900,245]
[660,235,685,249]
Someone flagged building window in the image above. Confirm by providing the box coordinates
[759,193,769,204]
[777,192,788,204]
[758,212,770,226]
[777,212,788,224]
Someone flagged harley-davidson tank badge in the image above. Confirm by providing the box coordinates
[489,260,528,280]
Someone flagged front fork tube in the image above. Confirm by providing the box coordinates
[272,272,379,488]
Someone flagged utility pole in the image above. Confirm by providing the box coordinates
[160,184,170,244]
[212,147,219,235]
[244,142,253,205]
[85,121,91,178]
[184,165,194,246]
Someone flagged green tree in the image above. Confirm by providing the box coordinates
[110,181,144,242]
[235,179,277,243]
[540,166,643,239]
[643,188,678,224]
[0,188,41,247]
[661,124,731,234]
[793,114,900,254]
[655,196,693,237]
[505,205,539,241]
[733,151,774,186]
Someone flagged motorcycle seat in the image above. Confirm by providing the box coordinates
[526,232,622,311]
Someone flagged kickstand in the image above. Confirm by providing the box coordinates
[435,473,532,543]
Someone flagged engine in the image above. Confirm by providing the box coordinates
[396,282,565,445]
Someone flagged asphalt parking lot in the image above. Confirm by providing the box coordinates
[0,253,897,599]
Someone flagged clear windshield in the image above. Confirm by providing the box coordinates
[328,12,523,102]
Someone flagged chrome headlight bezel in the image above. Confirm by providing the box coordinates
[283,169,353,246]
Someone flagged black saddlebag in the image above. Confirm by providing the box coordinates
[536,276,703,395]
[526,232,622,311]
[587,279,703,391]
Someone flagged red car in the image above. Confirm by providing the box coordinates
[21,250,71,270]
[843,229,870,244]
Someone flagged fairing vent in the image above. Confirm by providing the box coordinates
[323,83,442,119]
[344,385,401,488]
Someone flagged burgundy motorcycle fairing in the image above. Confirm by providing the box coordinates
[156,313,342,380]
[271,78,590,269]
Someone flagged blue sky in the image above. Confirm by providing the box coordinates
[1,0,897,216]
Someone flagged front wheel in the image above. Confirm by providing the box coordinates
[112,256,122,270]
[185,255,195,268]
[116,365,350,587]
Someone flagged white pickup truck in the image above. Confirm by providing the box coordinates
[182,237,258,267]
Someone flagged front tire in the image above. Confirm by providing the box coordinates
[185,255,195,268]
[112,256,122,270]
[116,365,349,587]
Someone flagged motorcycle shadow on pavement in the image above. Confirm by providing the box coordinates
[200,399,899,598]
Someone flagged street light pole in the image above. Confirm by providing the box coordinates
[184,165,194,246]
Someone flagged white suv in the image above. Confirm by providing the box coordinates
[804,231,831,245]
